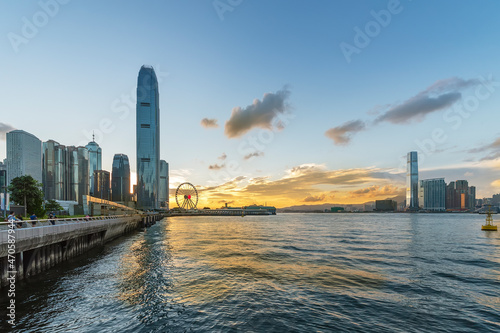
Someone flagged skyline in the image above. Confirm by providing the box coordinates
[1,1,500,208]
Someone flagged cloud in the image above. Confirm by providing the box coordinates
[224,87,290,138]
[0,123,15,140]
[218,153,227,160]
[325,77,480,146]
[348,185,404,198]
[201,118,219,128]
[303,194,326,202]
[375,77,478,124]
[244,152,264,160]
[468,137,500,161]
[325,120,365,145]
[208,163,225,170]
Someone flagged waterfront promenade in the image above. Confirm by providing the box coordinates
[0,214,163,288]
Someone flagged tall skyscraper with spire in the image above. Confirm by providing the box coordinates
[136,65,160,210]
[86,133,102,196]
[406,151,419,210]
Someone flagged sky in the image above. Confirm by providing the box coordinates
[1,0,500,208]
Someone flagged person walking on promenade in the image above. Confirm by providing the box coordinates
[48,212,56,225]
[30,213,37,227]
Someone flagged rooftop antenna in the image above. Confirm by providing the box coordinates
[92,131,95,142]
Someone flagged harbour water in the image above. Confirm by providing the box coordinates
[1,213,499,332]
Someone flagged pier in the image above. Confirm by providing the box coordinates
[0,213,163,288]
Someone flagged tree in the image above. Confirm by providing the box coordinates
[8,175,45,217]
[45,199,63,212]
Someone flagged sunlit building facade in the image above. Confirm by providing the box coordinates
[86,138,102,196]
[6,130,42,185]
[159,160,169,209]
[136,65,160,210]
[111,154,130,202]
[419,178,446,211]
[93,170,110,200]
[406,151,419,210]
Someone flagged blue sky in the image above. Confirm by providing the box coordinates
[1,0,500,207]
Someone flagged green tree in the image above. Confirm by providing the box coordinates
[45,199,63,212]
[8,175,46,217]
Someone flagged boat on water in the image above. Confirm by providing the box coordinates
[482,211,498,231]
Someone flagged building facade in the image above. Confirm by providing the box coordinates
[406,151,419,210]
[159,160,169,209]
[86,138,102,196]
[419,178,446,211]
[6,130,42,185]
[136,65,160,210]
[42,140,89,203]
[468,186,476,210]
[111,154,130,202]
[93,170,111,200]
[375,200,397,211]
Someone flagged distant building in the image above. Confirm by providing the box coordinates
[445,180,473,210]
[468,186,476,210]
[375,200,397,211]
[331,207,345,212]
[363,202,374,212]
[93,170,110,200]
[86,137,102,196]
[6,130,42,185]
[111,154,130,202]
[136,65,160,210]
[42,140,89,203]
[0,162,6,190]
[419,178,446,211]
[159,160,169,209]
[406,151,419,210]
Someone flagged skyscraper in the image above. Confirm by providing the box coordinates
[406,151,419,210]
[111,154,130,202]
[6,130,42,185]
[42,140,89,203]
[136,65,160,210]
[86,137,102,196]
[159,160,169,209]
[93,170,110,200]
[419,178,446,211]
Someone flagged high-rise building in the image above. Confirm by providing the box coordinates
[455,180,469,210]
[111,154,130,202]
[0,161,7,192]
[468,186,476,210]
[406,151,419,210]
[136,65,160,210]
[86,137,102,196]
[419,178,446,211]
[42,140,89,203]
[159,160,169,209]
[93,170,110,200]
[6,130,42,185]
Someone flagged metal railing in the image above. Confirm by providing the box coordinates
[0,215,138,230]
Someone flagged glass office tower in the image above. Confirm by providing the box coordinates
[136,65,160,210]
[111,154,130,202]
[406,151,419,210]
[94,170,111,200]
[6,130,42,185]
[418,178,445,211]
[42,141,89,203]
[159,160,169,209]
[86,138,102,196]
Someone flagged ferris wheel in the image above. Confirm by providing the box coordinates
[175,182,198,210]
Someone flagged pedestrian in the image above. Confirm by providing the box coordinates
[48,212,55,226]
[30,213,37,227]
[16,215,24,228]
